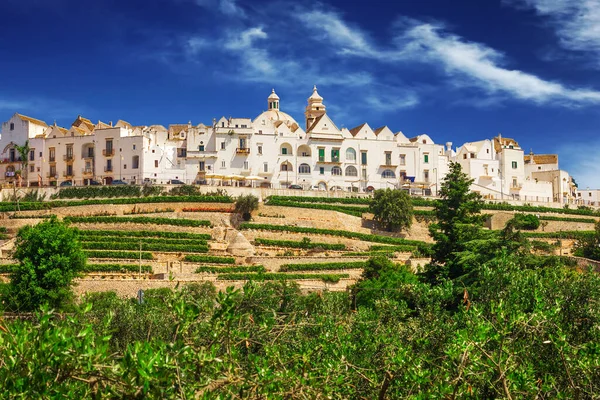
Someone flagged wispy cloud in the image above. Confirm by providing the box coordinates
[555,140,600,188]
[506,0,600,58]
[0,96,88,119]
[193,0,246,17]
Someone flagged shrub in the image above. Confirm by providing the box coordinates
[64,216,211,227]
[370,189,413,232]
[184,255,236,264]
[510,214,541,230]
[78,230,211,240]
[235,194,259,221]
[195,265,266,273]
[217,273,349,283]
[84,250,154,260]
[280,261,366,272]
[80,241,209,253]
[254,237,346,250]
[83,264,153,273]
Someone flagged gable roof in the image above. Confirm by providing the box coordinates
[493,136,520,152]
[17,113,48,127]
[349,123,367,137]
[525,154,558,165]
[374,126,386,136]
[169,124,188,135]
[307,115,325,132]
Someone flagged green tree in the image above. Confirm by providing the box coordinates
[369,188,413,232]
[6,216,85,311]
[14,140,31,187]
[235,194,259,221]
[425,162,484,282]
[573,221,600,260]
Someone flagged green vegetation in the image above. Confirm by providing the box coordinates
[218,273,349,283]
[370,188,413,231]
[80,241,209,253]
[83,264,153,273]
[280,261,366,272]
[509,213,541,230]
[538,215,597,223]
[56,185,142,199]
[84,250,154,260]
[266,198,366,216]
[78,229,211,240]
[235,194,259,221]
[254,237,346,250]
[195,265,266,273]
[64,215,211,227]
[239,223,427,246]
[80,236,207,246]
[183,255,236,264]
[522,231,595,239]
[572,222,600,260]
[5,216,85,311]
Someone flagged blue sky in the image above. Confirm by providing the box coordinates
[1,0,599,187]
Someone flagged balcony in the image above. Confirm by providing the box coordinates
[63,171,74,178]
[104,166,113,172]
[82,168,93,176]
[103,149,115,157]
[236,148,250,155]
[47,173,57,179]
[316,157,341,165]
[380,163,398,168]
[49,156,56,163]
[63,154,74,162]
[2,157,22,163]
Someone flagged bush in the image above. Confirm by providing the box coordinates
[195,265,266,273]
[510,214,541,230]
[83,264,153,273]
[84,250,154,260]
[254,237,346,250]
[370,189,413,232]
[78,230,211,240]
[64,216,211,227]
[184,255,236,264]
[235,194,259,221]
[217,273,349,283]
[80,241,209,253]
[280,261,366,272]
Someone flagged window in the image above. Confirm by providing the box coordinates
[299,163,311,174]
[132,155,139,169]
[49,148,56,162]
[345,166,358,177]
[199,161,205,171]
[399,154,406,166]
[10,123,14,130]
[318,148,325,162]
[199,144,205,152]
[154,160,158,168]
[400,170,407,180]
[39,151,42,157]
[361,151,367,165]
[512,161,518,169]
[241,124,247,128]
[463,154,467,159]
[258,145,263,155]
[486,148,489,154]
[87,147,94,158]
[123,164,127,170]
[382,169,396,178]
[331,148,340,162]
[29,150,34,161]
[362,169,367,180]
[133,144,136,150]
[424,153,429,163]
[470,153,475,159]
[243,161,249,170]
[424,170,430,182]
[263,162,268,173]
[346,148,356,161]
[30,165,34,173]
[282,147,288,155]
[319,167,324,175]
[66,145,73,160]
[332,166,342,176]
[512,178,518,187]
[106,140,113,152]
[50,166,56,176]
[107,159,113,171]
[281,162,291,171]
[258,130,263,134]
[221,160,226,168]
[385,152,392,166]
[220,142,225,150]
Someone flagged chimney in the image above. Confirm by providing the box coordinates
[445,142,452,154]
[109,121,113,127]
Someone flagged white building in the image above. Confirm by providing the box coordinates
[577,189,600,207]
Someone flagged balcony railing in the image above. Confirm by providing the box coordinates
[103,149,115,157]
[63,171,74,178]
[236,148,250,155]
[82,168,93,175]
[2,157,22,163]
[63,154,74,161]
[104,166,113,172]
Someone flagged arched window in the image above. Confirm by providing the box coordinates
[298,145,311,157]
[345,166,358,177]
[280,161,292,171]
[331,166,342,176]
[345,147,356,161]
[280,143,293,156]
[382,169,396,178]
[298,163,311,174]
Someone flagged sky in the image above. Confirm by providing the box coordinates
[1,0,599,188]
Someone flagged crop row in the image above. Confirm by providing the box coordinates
[217,272,350,283]
[0,195,233,212]
[80,236,207,246]
[182,207,234,213]
[239,223,427,246]
[280,261,366,272]
[266,199,366,217]
[183,255,236,264]
[341,251,395,258]
[195,265,266,273]
[81,241,209,253]
[78,230,212,241]
[522,231,595,240]
[83,264,154,273]
[254,238,346,250]
[84,250,154,260]
[56,186,142,199]
[538,215,597,223]
[64,216,211,227]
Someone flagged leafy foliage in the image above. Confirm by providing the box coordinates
[84,250,154,260]
[64,215,211,227]
[254,237,346,250]
[510,213,541,230]
[369,188,414,232]
[280,261,366,272]
[217,272,349,283]
[235,194,259,221]
[6,217,85,311]
[183,255,236,264]
[573,222,600,260]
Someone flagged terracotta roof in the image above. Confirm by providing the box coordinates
[96,121,112,129]
[373,126,388,136]
[493,136,520,152]
[169,124,188,135]
[349,123,367,137]
[58,127,69,134]
[525,154,558,165]
[17,114,48,127]
[72,116,95,131]
[307,115,325,132]
[409,136,420,143]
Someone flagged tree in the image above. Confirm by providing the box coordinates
[573,221,600,261]
[14,140,31,187]
[425,162,484,282]
[6,216,86,311]
[235,194,259,221]
[369,189,413,232]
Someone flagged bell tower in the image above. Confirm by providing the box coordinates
[305,85,326,130]
[268,89,280,111]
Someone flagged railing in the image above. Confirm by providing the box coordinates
[103,149,115,157]
[63,171,74,178]
[104,166,113,172]
[63,154,74,161]
[236,148,250,155]
[82,168,93,175]
[1,157,22,163]
[83,153,94,159]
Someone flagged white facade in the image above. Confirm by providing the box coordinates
[577,189,600,207]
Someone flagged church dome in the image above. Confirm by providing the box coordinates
[268,89,280,101]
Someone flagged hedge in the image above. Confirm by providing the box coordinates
[78,230,211,241]
[0,195,233,212]
[83,264,153,273]
[369,244,419,251]
[80,236,207,246]
[239,223,427,246]
[84,250,154,260]
[195,265,266,273]
[184,255,236,264]
[341,251,395,258]
[254,238,346,250]
[522,231,596,240]
[56,186,142,199]
[482,202,600,216]
[280,261,366,272]
[538,215,597,224]
[217,272,350,283]
[0,264,18,273]
[81,241,209,253]
[266,199,366,217]
[64,216,211,227]
[268,196,371,205]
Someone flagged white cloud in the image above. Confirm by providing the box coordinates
[555,140,600,188]
[396,23,600,105]
[192,0,246,17]
[506,0,600,56]
[365,92,419,112]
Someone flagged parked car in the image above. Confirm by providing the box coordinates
[168,179,185,184]
[59,181,73,187]
[329,185,344,191]
[111,180,127,185]
[288,184,303,190]
[88,180,101,186]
